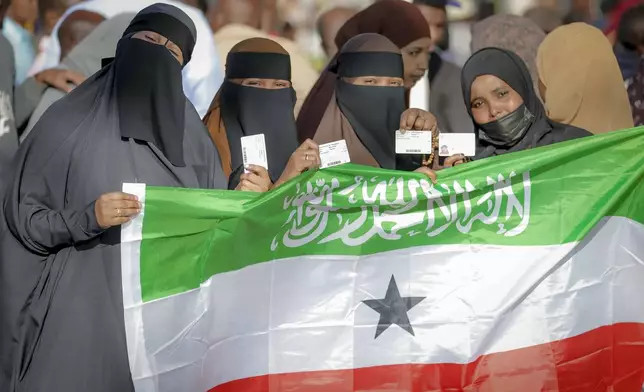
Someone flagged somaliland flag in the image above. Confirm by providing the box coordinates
[120,128,644,391]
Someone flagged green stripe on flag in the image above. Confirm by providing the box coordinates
[138,127,644,302]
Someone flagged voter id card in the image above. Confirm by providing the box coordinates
[240,134,268,172]
[438,133,476,157]
[319,140,350,169]
[395,130,432,154]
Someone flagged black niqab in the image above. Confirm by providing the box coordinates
[117,3,197,167]
[334,51,406,169]
[220,51,299,184]
[0,4,224,392]
[461,47,590,159]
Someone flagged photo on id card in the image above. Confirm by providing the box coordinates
[438,133,476,157]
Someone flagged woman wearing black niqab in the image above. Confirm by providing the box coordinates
[0,4,225,391]
[203,37,319,191]
[461,47,591,160]
[303,33,439,173]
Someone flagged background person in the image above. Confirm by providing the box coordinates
[537,23,634,134]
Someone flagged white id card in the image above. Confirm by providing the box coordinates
[395,130,432,154]
[240,134,268,172]
[319,140,350,169]
[438,133,476,157]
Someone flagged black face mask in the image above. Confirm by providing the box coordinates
[220,80,299,185]
[115,38,186,166]
[478,104,535,147]
[336,80,406,169]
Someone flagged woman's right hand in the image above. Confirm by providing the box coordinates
[95,192,141,229]
[274,139,321,188]
[235,165,272,192]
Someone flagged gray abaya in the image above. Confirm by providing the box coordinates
[0,4,226,391]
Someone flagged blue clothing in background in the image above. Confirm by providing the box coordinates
[2,18,35,85]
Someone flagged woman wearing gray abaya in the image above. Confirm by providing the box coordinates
[0,4,225,391]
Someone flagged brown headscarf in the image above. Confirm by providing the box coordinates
[202,37,297,181]
[470,14,545,95]
[309,33,406,169]
[537,23,634,134]
[296,0,430,143]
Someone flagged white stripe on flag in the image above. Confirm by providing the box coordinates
[120,183,155,386]
[125,216,644,391]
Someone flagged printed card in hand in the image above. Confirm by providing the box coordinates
[438,133,476,157]
[240,134,268,173]
[319,140,350,169]
[395,130,432,154]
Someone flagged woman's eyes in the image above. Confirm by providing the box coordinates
[275,82,288,87]
[363,79,376,84]
[497,90,508,98]
[390,81,403,86]
[145,35,157,42]
[471,100,483,109]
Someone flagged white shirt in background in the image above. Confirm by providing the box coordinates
[409,70,430,111]
[29,0,223,117]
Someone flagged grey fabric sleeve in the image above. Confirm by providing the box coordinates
[13,77,47,133]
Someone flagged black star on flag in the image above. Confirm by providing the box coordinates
[362,275,426,339]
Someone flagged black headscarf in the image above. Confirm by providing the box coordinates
[219,39,299,186]
[333,48,407,169]
[461,47,590,159]
[115,3,196,167]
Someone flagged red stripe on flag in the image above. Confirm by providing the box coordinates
[210,323,644,392]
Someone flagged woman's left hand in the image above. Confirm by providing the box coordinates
[399,108,438,132]
[235,165,272,193]
[273,139,320,188]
